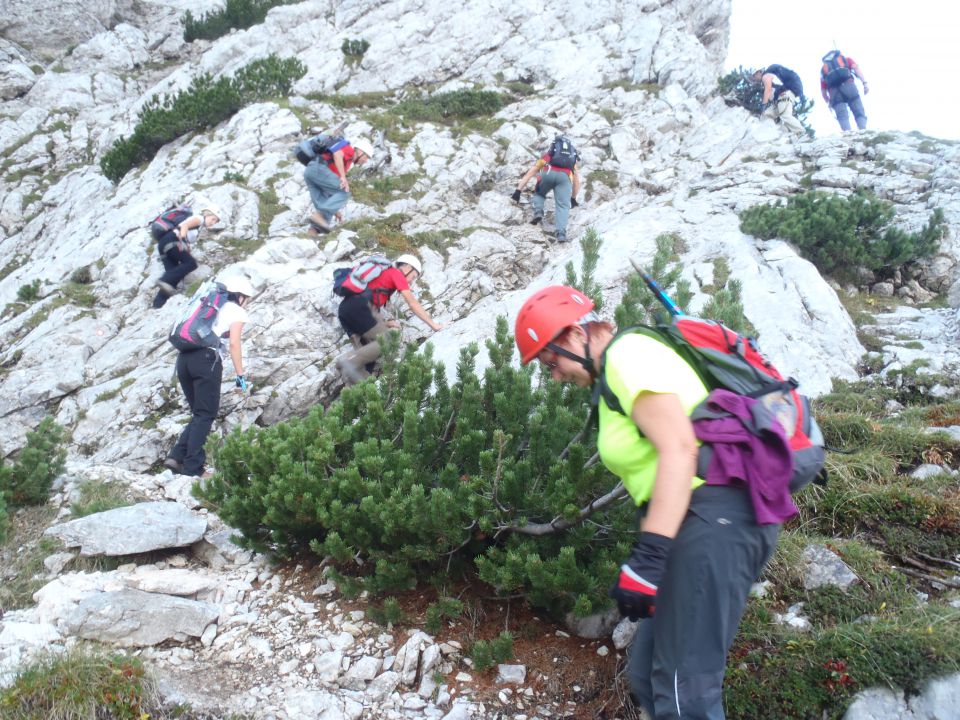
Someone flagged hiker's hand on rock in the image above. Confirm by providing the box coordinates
[430,321,445,332]
[511,189,522,203]
[340,177,349,191]
[387,320,400,329]
[334,211,344,223]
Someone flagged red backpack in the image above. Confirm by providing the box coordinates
[596,318,826,493]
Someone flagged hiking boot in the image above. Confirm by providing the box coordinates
[163,457,183,473]
[308,214,330,234]
[530,212,543,226]
[336,355,368,386]
[156,280,178,296]
[556,232,570,243]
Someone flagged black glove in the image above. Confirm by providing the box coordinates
[510,189,522,203]
[570,197,579,208]
[759,101,771,115]
[609,532,673,620]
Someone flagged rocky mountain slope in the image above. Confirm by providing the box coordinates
[1,1,959,718]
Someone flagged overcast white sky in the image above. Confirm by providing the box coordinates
[725,0,960,140]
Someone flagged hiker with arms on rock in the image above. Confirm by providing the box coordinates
[304,136,374,234]
[164,275,255,477]
[820,49,869,131]
[335,254,443,385]
[514,286,794,720]
[751,64,805,136]
[151,204,221,309]
[511,135,581,244]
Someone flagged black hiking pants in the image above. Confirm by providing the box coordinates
[170,348,222,476]
[153,233,198,308]
[627,485,780,719]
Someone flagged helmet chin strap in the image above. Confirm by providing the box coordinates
[546,341,597,379]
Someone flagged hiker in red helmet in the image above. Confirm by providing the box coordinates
[514,286,782,720]
[820,50,869,131]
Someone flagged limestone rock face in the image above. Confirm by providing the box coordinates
[0,0,132,60]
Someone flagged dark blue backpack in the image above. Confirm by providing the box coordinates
[548,136,579,170]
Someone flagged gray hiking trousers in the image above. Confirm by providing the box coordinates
[335,306,390,385]
[532,169,572,235]
[627,485,780,719]
[829,80,867,131]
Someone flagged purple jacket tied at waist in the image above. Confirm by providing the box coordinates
[691,388,797,525]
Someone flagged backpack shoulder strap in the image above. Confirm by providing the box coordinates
[593,325,665,417]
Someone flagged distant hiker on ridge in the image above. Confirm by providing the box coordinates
[303,136,374,235]
[511,135,581,244]
[820,49,869,131]
[751,64,805,136]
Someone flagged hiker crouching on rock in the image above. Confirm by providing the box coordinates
[152,204,221,309]
[335,254,443,385]
[514,286,789,720]
[304,137,374,234]
[752,64,805,136]
[164,275,255,477]
[511,135,581,244]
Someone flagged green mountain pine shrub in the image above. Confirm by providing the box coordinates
[739,190,945,281]
[100,55,306,183]
[197,323,634,616]
[0,417,67,507]
[183,0,297,42]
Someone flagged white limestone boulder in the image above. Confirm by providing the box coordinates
[63,588,218,646]
[44,501,207,556]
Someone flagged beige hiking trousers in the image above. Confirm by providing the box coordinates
[335,308,390,385]
[762,90,805,136]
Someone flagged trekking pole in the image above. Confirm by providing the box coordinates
[628,258,685,317]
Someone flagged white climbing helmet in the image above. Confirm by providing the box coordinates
[352,137,374,159]
[221,274,256,298]
[395,254,422,276]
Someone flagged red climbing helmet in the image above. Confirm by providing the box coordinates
[514,285,595,365]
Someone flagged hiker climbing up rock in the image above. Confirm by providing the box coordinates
[752,64,805,136]
[514,282,824,719]
[164,274,255,477]
[820,49,869,131]
[301,135,374,234]
[334,254,443,385]
[511,135,581,243]
[150,203,221,309]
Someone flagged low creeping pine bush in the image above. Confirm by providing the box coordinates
[183,0,296,41]
[100,55,306,183]
[0,416,67,510]
[739,190,945,282]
